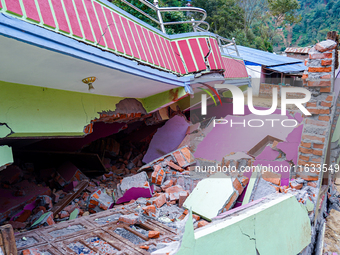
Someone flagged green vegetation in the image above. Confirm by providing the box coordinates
[111,0,332,52]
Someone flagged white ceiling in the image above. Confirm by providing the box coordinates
[0,35,180,98]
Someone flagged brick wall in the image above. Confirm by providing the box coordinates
[297,39,337,169]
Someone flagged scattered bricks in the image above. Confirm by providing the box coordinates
[89,189,114,212]
[315,40,337,52]
[197,220,209,228]
[165,185,186,201]
[59,210,69,219]
[308,67,332,73]
[63,204,78,214]
[320,87,331,93]
[297,172,318,181]
[148,231,160,239]
[32,212,55,228]
[178,191,188,208]
[192,214,200,221]
[151,164,161,184]
[301,142,312,148]
[302,135,325,143]
[233,178,244,195]
[140,246,149,250]
[262,172,281,186]
[290,181,303,190]
[309,52,332,59]
[307,181,317,188]
[321,59,332,66]
[142,205,156,216]
[152,193,167,208]
[318,116,330,121]
[320,101,332,107]
[119,214,140,224]
[326,95,333,101]
[156,169,165,185]
[166,201,176,206]
[167,161,184,172]
[161,180,173,191]
[312,150,323,156]
[173,151,186,167]
[313,143,324,149]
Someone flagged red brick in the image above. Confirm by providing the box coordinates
[311,158,322,163]
[302,73,308,79]
[315,42,337,52]
[161,180,173,191]
[312,149,323,156]
[321,101,332,107]
[119,215,139,224]
[173,151,186,167]
[321,74,331,79]
[301,142,312,148]
[298,173,318,181]
[192,214,200,221]
[313,143,324,149]
[224,191,238,211]
[90,199,99,206]
[178,191,188,208]
[300,155,309,161]
[309,52,332,59]
[321,59,332,66]
[233,178,244,194]
[307,80,331,87]
[306,102,317,107]
[142,205,156,215]
[152,193,166,208]
[197,220,209,228]
[140,246,149,250]
[240,176,249,187]
[307,182,317,188]
[148,231,160,239]
[302,135,325,143]
[326,95,333,101]
[308,67,332,72]
[298,160,308,166]
[320,87,331,92]
[308,108,330,114]
[305,119,328,126]
[262,172,281,186]
[167,161,184,172]
[180,147,195,163]
[290,182,303,190]
[318,116,330,121]
[299,147,313,154]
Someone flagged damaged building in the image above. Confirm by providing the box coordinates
[0,0,340,255]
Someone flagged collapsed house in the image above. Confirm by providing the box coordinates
[0,0,340,255]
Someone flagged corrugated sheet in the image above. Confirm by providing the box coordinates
[285,47,311,54]
[221,56,249,78]
[266,63,306,73]
[224,45,303,66]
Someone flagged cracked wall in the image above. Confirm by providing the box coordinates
[176,194,311,255]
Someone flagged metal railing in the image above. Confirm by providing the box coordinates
[117,0,240,57]
[119,0,209,33]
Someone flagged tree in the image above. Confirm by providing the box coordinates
[267,0,302,27]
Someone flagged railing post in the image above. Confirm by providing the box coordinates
[154,0,166,33]
[191,17,197,32]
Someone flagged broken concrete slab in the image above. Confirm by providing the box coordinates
[183,172,235,221]
[115,172,152,204]
[143,115,190,163]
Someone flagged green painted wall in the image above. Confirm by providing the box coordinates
[141,87,186,113]
[177,195,311,255]
[0,145,13,169]
[0,80,125,137]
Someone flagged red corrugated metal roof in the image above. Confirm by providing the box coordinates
[284,47,311,54]
[222,56,249,79]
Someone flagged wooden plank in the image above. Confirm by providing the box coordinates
[51,180,88,216]
[0,224,17,255]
